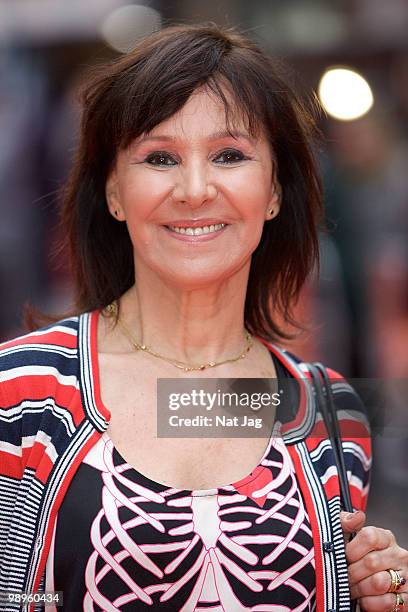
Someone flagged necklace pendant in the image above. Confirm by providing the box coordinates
[199,364,206,370]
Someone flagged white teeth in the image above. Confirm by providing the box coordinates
[168,223,226,235]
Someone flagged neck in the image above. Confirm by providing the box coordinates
[117,264,251,365]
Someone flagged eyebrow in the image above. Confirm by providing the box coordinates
[134,130,256,145]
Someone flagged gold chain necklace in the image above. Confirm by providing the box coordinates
[104,300,253,372]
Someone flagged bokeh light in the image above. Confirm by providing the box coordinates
[318,67,374,121]
[101,4,162,53]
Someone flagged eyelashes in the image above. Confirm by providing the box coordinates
[216,149,249,164]
[143,148,250,167]
[144,152,177,166]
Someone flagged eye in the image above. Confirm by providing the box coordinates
[144,151,178,166]
[214,149,248,164]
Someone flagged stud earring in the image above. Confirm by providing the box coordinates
[268,208,274,216]
[114,209,119,218]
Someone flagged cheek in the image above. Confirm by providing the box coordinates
[226,190,270,225]
[223,168,271,213]
[119,170,173,216]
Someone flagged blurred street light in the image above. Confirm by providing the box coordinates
[101,4,161,53]
[318,67,374,121]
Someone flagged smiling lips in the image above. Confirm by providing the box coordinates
[167,223,226,235]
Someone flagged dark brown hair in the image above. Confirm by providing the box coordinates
[58,23,323,342]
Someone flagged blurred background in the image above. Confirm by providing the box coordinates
[0,0,407,542]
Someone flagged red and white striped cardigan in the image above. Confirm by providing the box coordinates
[0,310,371,612]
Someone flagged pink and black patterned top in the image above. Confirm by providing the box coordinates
[0,311,371,611]
[45,426,316,611]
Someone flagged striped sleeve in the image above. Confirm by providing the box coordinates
[0,378,22,566]
[327,368,372,512]
[0,319,83,565]
[306,367,372,512]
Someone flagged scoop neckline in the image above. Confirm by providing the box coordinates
[87,308,303,496]
[99,426,281,497]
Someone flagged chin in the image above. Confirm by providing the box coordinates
[157,267,236,290]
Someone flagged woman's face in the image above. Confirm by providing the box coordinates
[106,87,281,290]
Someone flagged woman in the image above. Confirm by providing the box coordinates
[0,24,407,612]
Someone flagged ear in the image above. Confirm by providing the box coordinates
[266,186,281,220]
[265,163,282,221]
[105,167,125,221]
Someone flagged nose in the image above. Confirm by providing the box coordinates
[171,161,217,208]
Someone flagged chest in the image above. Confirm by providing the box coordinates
[50,428,317,612]
[98,353,277,491]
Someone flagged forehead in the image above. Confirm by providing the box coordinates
[143,86,263,142]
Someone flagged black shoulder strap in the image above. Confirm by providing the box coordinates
[308,363,358,611]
